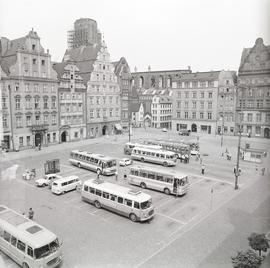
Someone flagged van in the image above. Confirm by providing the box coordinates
[51,175,81,195]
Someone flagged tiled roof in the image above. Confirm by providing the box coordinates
[180,71,221,81]
[52,61,67,78]
[129,102,140,112]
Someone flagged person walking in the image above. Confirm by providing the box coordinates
[115,170,118,181]
[234,165,237,175]
[201,164,205,175]
[28,208,34,220]
[261,167,265,176]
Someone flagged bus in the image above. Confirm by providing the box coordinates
[0,205,62,268]
[124,142,162,155]
[131,147,178,167]
[128,165,189,196]
[69,150,117,175]
[144,140,190,158]
[81,179,154,222]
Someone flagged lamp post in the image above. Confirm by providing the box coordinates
[234,86,245,190]
[220,95,225,148]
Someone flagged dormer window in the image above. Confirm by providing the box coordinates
[32,44,36,51]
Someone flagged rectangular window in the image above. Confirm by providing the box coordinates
[34,98,39,109]
[193,81,198,88]
[184,112,188,119]
[200,101,204,109]
[200,92,204,98]
[192,112,196,119]
[3,231,11,242]
[192,92,197,98]
[11,236,17,246]
[25,83,30,92]
[192,101,196,109]
[255,126,261,135]
[44,98,48,109]
[17,240,26,252]
[89,110,94,118]
[208,92,213,98]
[44,115,48,124]
[52,114,56,125]
[200,112,204,119]
[43,84,47,93]
[177,111,181,118]
[16,116,22,128]
[53,133,56,142]
[184,101,188,108]
[185,92,189,98]
[177,92,181,98]
[52,98,56,109]
[256,113,261,122]
[15,98,21,109]
[32,58,37,65]
[208,113,212,120]
[27,136,31,146]
[27,246,34,257]
[2,97,7,108]
[34,84,39,93]
[124,199,132,207]
[208,102,212,109]
[247,113,253,122]
[26,115,31,126]
[117,197,123,204]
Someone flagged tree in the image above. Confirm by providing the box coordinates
[231,249,263,268]
[248,233,270,256]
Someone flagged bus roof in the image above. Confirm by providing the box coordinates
[145,140,189,148]
[53,175,79,184]
[71,150,115,161]
[0,205,57,249]
[130,165,188,178]
[125,142,161,149]
[132,147,177,155]
[83,179,152,202]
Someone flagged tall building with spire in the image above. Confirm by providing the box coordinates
[67,18,102,50]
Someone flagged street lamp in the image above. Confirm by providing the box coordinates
[220,95,225,148]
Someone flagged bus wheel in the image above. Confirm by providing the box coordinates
[141,158,145,162]
[77,163,81,168]
[163,162,168,167]
[22,263,30,268]
[129,213,137,222]
[94,200,101,209]
[164,188,170,195]
[140,182,146,189]
[42,183,46,187]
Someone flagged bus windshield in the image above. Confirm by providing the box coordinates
[141,200,152,210]
[107,160,116,167]
[34,239,59,259]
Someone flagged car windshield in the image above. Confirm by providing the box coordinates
[140,200,152,210]
[34,239,59,259]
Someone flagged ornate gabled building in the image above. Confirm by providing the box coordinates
[64,39,122,137]
[53,60,87,142]
[0,29,59,151]
[237,38,270,138]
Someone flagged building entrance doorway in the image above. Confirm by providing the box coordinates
[35,133,42,147]
[191,123,197,132]
[102,126,107,135]
[264,128,270,139]
[61,131,67,142]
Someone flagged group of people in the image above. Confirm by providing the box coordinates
[22,208,34,220]
[179,154,190,163]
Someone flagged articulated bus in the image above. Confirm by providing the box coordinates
[124,142,162,155]
[81,179,154,222]
[131,147,178,167]
[144,140,190,158]
[0,205,62,268]
[128,165,189,196]
[69,150,117,175]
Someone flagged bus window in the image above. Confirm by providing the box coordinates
[148,173,155,180]
[117,197,123,204]
[124,199,132,207]
[90,187,95,194]
[17,240,26,252]
[156,153,159,157]
[110,194,117,201]
[134,202,139,209]
[86,156,90,162]
[27,246,34,257]
[151,152,155,156]
[83,185,89,192]
[11,236,17,246]
[140,172,147,178]
[134,170,139,176]
[160,154,165,158]
[96,190,102,196]
[103,192,109,199]
[3,231,11,242]
[157,175,163,181]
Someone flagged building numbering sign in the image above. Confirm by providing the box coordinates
[44,159,60,174]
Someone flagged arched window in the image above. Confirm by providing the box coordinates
[167,76,172,88]
[139,76,144,87]
[159,76,164,88]
[151,77,155,87]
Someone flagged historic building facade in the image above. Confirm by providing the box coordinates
[216,70,237,136]
[172,71,220,134]
[0,30,59,151]
[131,68,191,89]
[113,57,132,130]
[64,39,122,138]
[237,38,270,138]
[151,93,172,129]
[53,61,87,142]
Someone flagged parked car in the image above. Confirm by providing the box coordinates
[119,158,133,166]
[179,130,190,136]
[35,174,62,187]
[162,128,168,132]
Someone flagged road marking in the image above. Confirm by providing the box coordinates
[156,212,186,225]
[189,173,234,186]
[155,197,176,209]
[63,197,80,204]
[135,186,243,268]
[189,178,205,186]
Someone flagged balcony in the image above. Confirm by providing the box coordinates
[30,124,49,132]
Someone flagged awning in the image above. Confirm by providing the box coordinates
[115,124,122,131]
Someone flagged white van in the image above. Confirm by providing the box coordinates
[51,175,81,195]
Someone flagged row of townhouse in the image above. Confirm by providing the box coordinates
[0,29,133,151]
[131,38,270,138]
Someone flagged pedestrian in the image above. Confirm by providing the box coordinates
[38,143,41,150]
[255,165,258,172]
[180,155,183,163]
[115,170,118,181]
[123,170,127,180]
[28,208,34,220]
[185,154,189,163]
[201,164,205,175]
[234,165,237,174]
[261,167,265,176]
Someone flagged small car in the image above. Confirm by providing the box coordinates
[179,130,190,136]
[162,128,168,132]
[119,158,132,166]
[35,174,62,187]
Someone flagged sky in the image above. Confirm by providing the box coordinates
[1,0,269,73]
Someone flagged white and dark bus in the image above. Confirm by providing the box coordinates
[0,205,62,268]
[131,147,178,167]
[69,150,117,175]
[81,179,154,222]
[128,165,189,196]
[124,142,162,155]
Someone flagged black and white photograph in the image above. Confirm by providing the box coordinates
[0,0,270,267]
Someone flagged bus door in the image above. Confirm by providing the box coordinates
[173,178,178,194]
